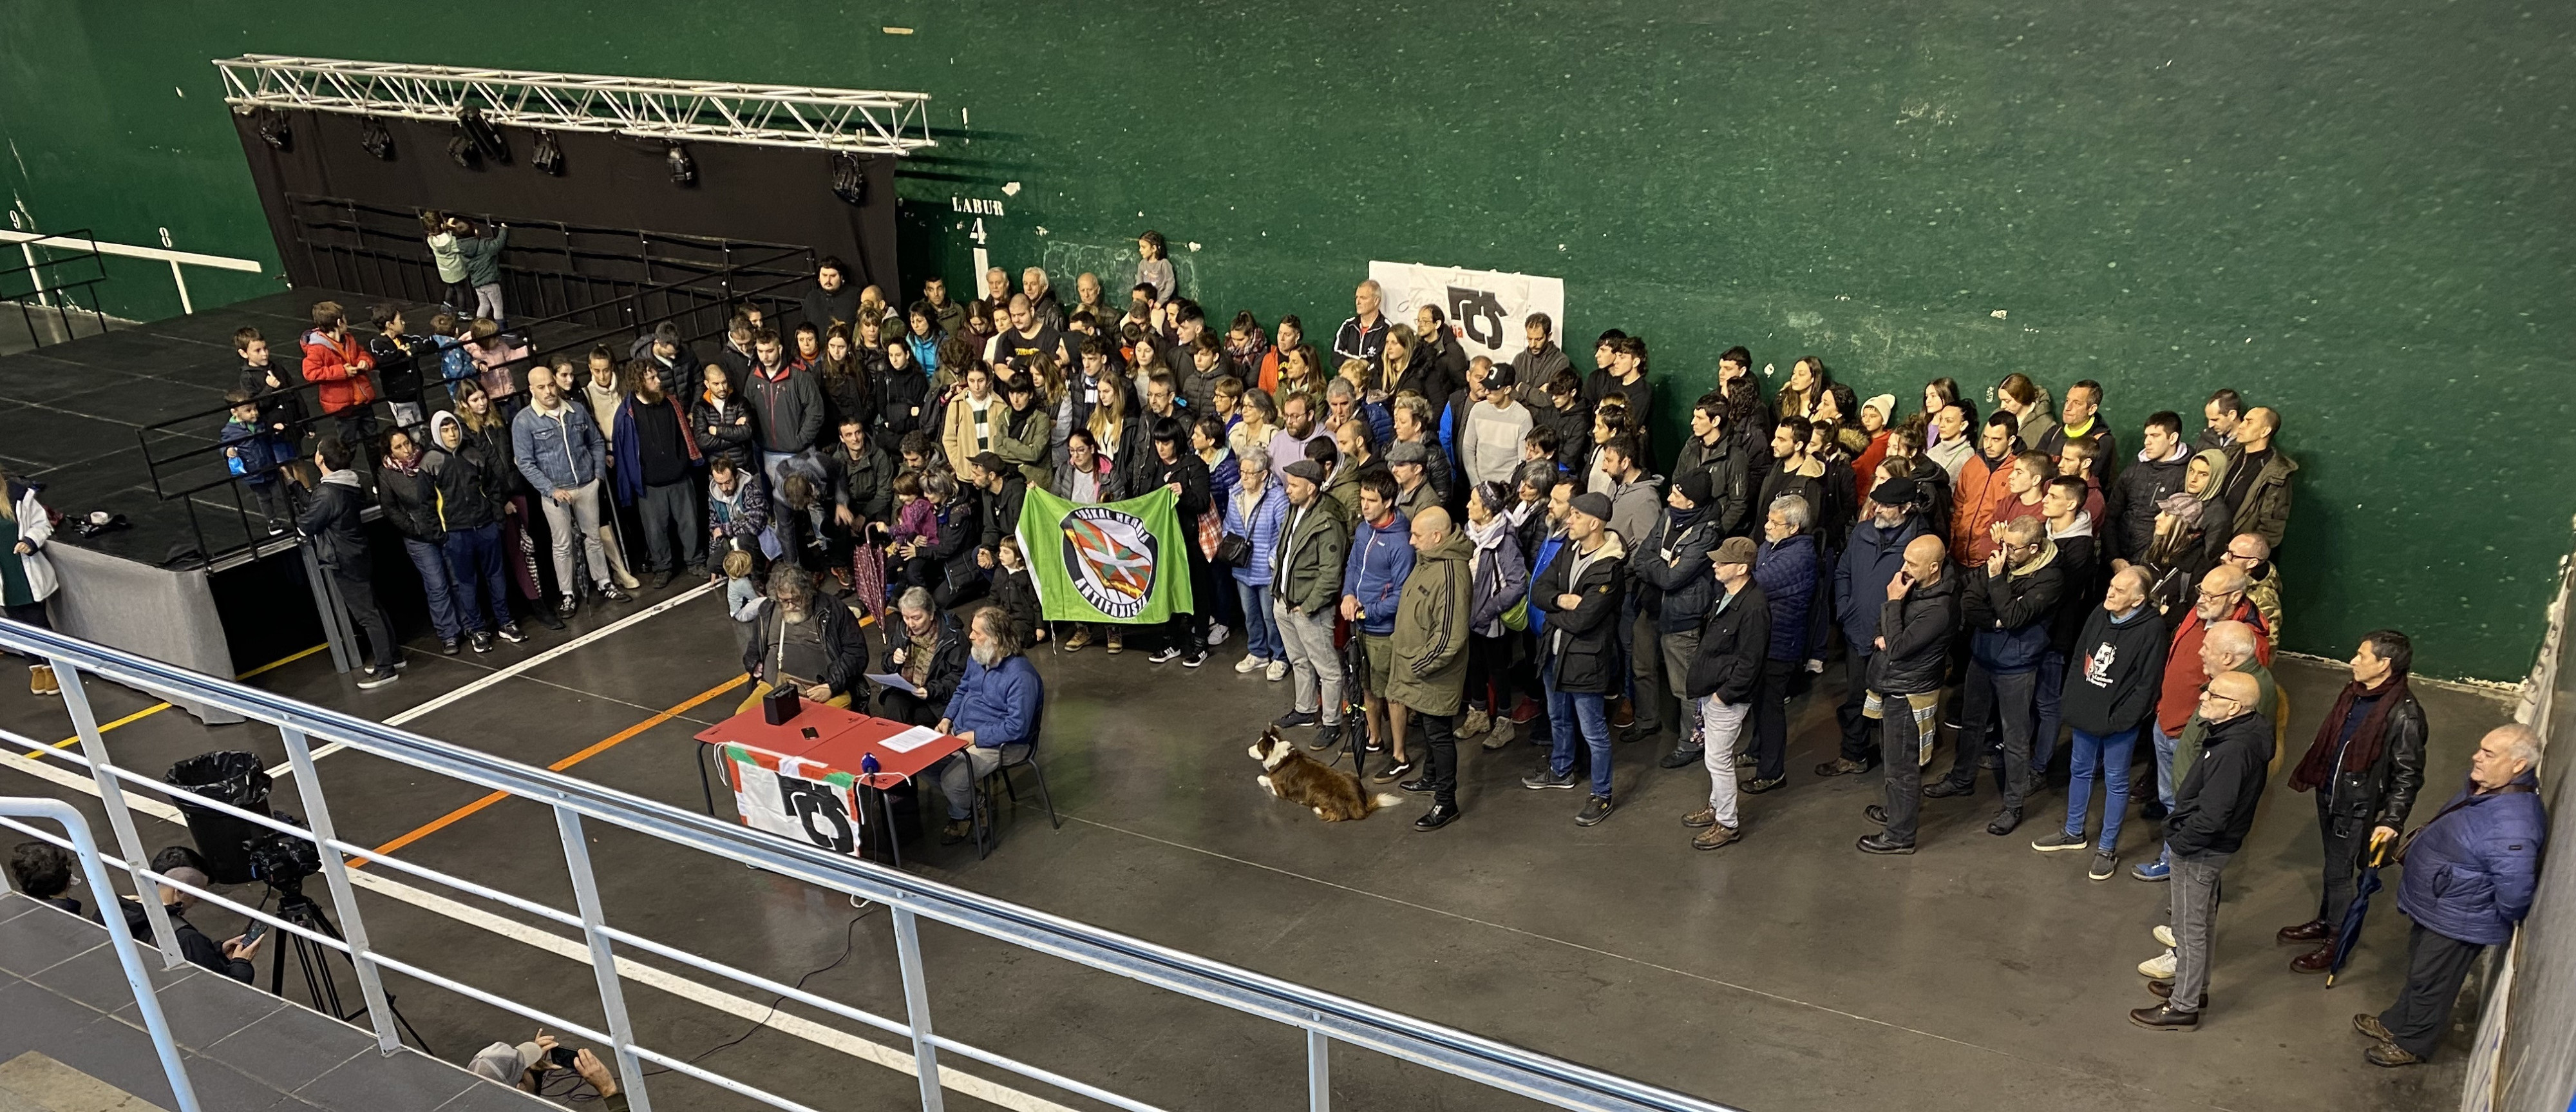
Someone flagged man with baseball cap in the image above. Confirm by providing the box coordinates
[1524,490,1629,825]
[1683,536,1768,849]
[1462,361,1534,487]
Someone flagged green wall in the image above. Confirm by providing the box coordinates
[3,1,2567,678]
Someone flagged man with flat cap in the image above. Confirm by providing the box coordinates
[1385,440,1439,520]
[1525,490,1629,825]
[1270,457,1352,749]
[1683,535,1768,850]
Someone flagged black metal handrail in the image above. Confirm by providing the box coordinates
[0,229,115,348]
[132,202,817,568]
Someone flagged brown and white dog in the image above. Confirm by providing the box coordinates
[1249,727,1401,821]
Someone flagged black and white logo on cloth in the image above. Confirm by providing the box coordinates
[1368,261,1567,364]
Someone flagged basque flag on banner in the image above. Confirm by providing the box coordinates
[1017,485,1196,624]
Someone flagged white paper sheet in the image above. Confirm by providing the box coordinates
[879,725,944,753]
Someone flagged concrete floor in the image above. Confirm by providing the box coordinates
[0,581,2511,1112]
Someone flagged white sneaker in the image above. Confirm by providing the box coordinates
[1235,654,1264,675]
[1207,622,1229,646]
[2153,924,2176,948]
[2137,949,2175,979]
[1265,659,1289,682]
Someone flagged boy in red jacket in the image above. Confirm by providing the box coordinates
[300,300,379,450]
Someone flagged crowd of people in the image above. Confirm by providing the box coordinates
[0,225,2542,1068]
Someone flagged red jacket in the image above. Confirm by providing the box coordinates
[1949,450,2014,564]
[299,329,378,415]
[2155,599,2274,734]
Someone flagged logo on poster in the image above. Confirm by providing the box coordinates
[1059,506,1159,618]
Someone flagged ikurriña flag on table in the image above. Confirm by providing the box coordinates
[1018,484,1195,624]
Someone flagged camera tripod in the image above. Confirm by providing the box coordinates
[265,880,433,1055]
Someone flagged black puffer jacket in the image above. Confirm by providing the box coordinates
[1865,570,1961,695]
[2105,449,2190,563]
[2319,693,2429,829]
[1685,582,1770,704]
[1671,435,1754,538]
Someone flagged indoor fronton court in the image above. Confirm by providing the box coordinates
[3,10,2573,1112]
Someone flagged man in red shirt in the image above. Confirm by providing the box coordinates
[2144,564,2270,829]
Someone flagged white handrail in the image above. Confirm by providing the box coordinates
[1,229,265,316]
[0,618,1745,1112]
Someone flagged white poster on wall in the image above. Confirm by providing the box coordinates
[1367,260,1566,365]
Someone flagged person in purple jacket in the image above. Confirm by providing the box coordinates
[2359,724,2545,1067]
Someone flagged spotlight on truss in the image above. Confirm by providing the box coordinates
[359,116,393,160]
[831,152,867,205]
[531,129,563,175]
[667,143,696,186]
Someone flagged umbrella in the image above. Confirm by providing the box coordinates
[2324,839,2394,987]
[1338,619,1370,779]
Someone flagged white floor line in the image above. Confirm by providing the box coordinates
[276,582,715,776]
[0,740,1084,1112]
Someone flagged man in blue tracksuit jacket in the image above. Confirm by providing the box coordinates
[1340,472,1417,768]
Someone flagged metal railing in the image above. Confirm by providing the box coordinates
[0,618,1743,1112]
[133,201,815,569]
[0,798,205,1112]
[0,229,115,347]
[0,227,266,316]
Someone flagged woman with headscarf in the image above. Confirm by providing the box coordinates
[2141,448,2235,613]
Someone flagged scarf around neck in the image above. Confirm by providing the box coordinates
[2289,673,2409,792]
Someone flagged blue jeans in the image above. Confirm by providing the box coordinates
[1546,679,1613,799]
[2152,723,2179,809]
[2063,726,2138,853]
[1235,581,1284,660]
[402,537,462,640]
[441,522,509,633]
[2032,650,2067,774]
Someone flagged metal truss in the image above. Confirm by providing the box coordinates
[215,55,936,156]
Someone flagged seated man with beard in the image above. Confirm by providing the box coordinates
[931,606,1045,844]
[740,564,868,714]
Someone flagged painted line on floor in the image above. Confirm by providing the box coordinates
[0,732,1081,1112]
[353,673,748,866]
[21,643,328,759]
[276,581,715,775]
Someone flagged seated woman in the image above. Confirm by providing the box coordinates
[878,587,967,727]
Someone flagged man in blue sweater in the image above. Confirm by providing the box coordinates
[935,606,1044,845]
[1341,473,1417,780]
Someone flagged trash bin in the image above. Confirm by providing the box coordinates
[165,751,273,885]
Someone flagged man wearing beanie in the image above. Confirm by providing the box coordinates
[1525,490,1629,825]
[1631,468,1725,771]
[1683,535,1768,849]
[1823,477,1929,778]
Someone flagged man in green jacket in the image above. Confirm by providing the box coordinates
[1270,459,1353,749]
[1391,506,1473,830]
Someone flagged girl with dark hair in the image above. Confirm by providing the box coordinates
[1135,231,1175,304]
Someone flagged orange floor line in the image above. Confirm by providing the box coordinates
[354,674,750,867]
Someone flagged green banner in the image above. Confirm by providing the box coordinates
[1018,485,1196,625]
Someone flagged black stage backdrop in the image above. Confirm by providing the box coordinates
[232,109,899,296]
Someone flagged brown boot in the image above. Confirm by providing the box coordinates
[31,664,57,697]
[1479,721,1515,751]
[1691,823,1741,850]
[2289,944,2337,975]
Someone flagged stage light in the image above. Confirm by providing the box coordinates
[447,126,480,169]
[253,108,291,151]
[667,143,696,186]
[830,151,867,205]
[531,129,563,175]
[457,106,510,164]
[359,117,393,160]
